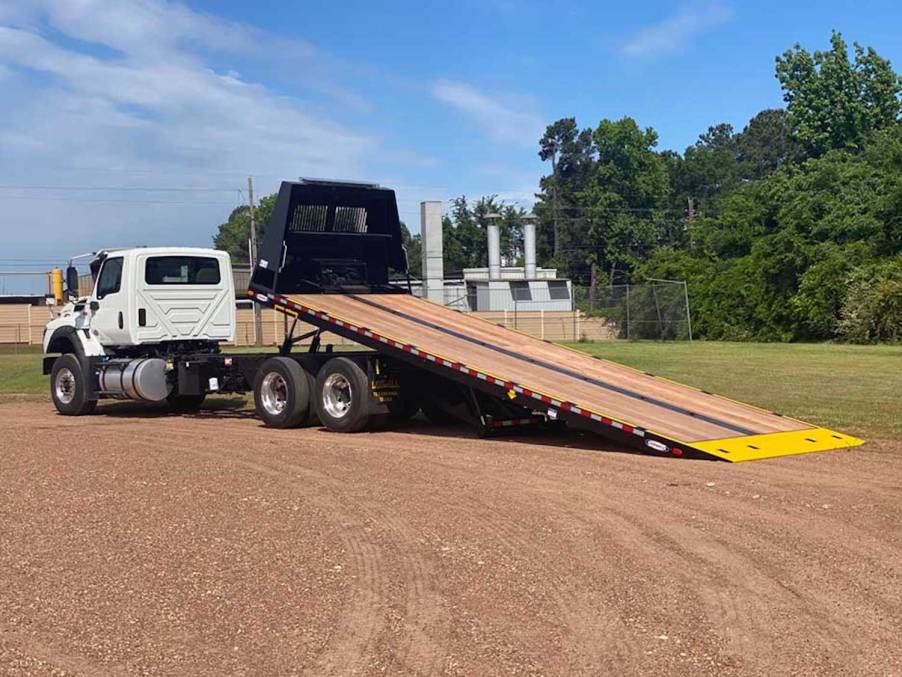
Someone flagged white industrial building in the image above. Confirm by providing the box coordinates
[417,201,573,312]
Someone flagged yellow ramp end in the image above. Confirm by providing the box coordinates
[691,427,864,462]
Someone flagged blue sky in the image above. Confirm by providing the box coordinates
[0,0,899,291]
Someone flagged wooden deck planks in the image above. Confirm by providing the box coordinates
[287,293,810,443]
[378,295,803,434]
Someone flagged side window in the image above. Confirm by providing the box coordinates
[145,256,221,285]
[96,258,123,299]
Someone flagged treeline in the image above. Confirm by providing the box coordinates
[527,31,901,342]
[215,32,900,342]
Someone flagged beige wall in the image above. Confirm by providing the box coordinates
[0,304,50,345]
[0,303,613,346]
[233,306,356,347]
[471,310,616,342]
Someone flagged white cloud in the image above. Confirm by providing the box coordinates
[7,0,316,60]
[0,25,370,173]
[432,79,543,147]
[620,3,733,58]
[0,0,386,259]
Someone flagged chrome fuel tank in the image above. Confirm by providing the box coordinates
[98,358,171,401]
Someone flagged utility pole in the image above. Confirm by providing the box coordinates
[248,176,263,346]
[551,155,561,259]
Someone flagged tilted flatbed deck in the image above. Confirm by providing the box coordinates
[254,289,863,462]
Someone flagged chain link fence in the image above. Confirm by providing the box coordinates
[1,277,692,346]
[409,278,692,341]
[573,280,692,340]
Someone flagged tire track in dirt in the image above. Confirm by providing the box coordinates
[151,419,453,676]
[159,418,640,673]
[108,423,396,676]
[4,401,902,676]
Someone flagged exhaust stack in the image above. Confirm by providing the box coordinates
[487,224,501,281]
[523,218,536,279]
[420,201,444,303]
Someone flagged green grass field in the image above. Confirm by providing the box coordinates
[3,342,899,438]
[564,342,901,437]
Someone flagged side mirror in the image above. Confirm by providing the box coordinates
[65,266,80,297]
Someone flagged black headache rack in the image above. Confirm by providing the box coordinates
[249,179,409,296]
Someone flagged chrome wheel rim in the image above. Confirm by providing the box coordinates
[322,373,352,419]
[55,367,76,405]
[260,372,288,416]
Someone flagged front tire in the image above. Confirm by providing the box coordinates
[50,354,96,416]
[254,357,311,428]
[314,357,371,433]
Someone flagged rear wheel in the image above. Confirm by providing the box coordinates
[254,357,311,428]
[314,357,371,433]
[50,354,96,416]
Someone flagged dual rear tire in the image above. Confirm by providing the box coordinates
[254,357,314,428]
[314,357,371,433]
[254,356,371,433]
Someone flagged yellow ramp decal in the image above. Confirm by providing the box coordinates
[691,428,864,462]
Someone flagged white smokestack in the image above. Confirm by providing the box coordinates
[420,201,444,303]
[487,223,501,281]
[523,220,536,279]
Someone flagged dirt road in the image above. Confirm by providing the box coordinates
[1,400,900,676]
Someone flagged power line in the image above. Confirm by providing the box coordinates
[0,184,240,192]
[0,195,239,205]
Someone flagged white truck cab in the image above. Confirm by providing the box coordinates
[45,247,234,357]
[43,247,236,415]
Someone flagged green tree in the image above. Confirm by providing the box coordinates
[399,222,421,278]
[584,117,670,283]
[640,124,902,341]
[837,257,902,343]
[213,194,278,264]
[536,118,595,274]
[673,123,744,208]
[776,31,901,156]
[735,108,800,177]
[443,196,483,274]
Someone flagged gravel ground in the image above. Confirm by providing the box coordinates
[1,399,900,676]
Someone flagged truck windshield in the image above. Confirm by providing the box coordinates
[145,256,221,285]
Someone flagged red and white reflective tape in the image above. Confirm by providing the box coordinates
[257,291,648,441]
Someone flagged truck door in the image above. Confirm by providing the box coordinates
[90,256,132,345]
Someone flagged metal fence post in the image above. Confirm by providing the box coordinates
[625,285,630,340]
[684,281,693,341]
[572,290,577,341]
[651,284,664,339]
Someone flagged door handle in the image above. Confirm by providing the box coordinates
[118,312,123,329]
[138,308,146,326]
